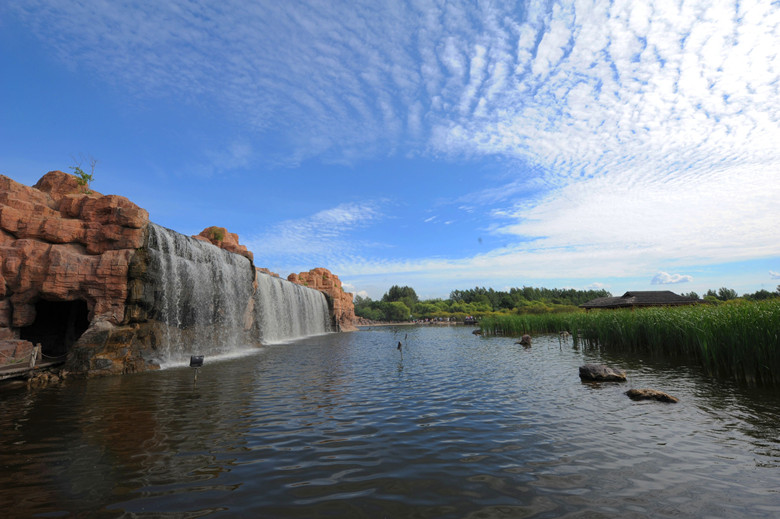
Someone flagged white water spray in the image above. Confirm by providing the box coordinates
[146,224,254,365]
[254,272,332,343]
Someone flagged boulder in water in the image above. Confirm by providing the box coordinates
[579,364,627,382]
[626,388,679,403]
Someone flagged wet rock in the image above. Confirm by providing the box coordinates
[578,364,627,382]
[27,370,64,388]
[626,388,679,403]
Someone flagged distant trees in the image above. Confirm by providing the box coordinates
[450,286,611,310]
[354,283,780,322]
[354,284,615,322]
[382,285,418,313]
[705,287,739,302]
[354,293,411,322]
[744,289,776,301]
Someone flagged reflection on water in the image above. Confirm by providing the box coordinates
[1,326,779,518]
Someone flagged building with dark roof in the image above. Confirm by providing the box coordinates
[579,291,698,310]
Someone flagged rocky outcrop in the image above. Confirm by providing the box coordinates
[193,226,253,263]
[1,171,149,370]
[288,268,357,331]
[1,171,356,377]
[578,364,627,382]
[626,388,679,403]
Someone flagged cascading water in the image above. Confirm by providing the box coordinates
[146,223,255,366]
[254,272,332,343]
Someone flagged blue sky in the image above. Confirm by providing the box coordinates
[2,0,779,300]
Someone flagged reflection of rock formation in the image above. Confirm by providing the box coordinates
[288,268,357,332]
[1,171,356,377]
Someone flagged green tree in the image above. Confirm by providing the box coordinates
[744,289,776,301]
[716,287,739,301]
[381,301,410,321]
[383,285,418,303]
[382,285,418,313]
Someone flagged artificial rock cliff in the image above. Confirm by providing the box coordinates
[288,268,357,332]
[193,226,254,263]
[1,171,150,372]
[0,172,356,376]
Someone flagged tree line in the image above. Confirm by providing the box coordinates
[682,286,780,303]
[354,285,611,322]
[354,284,780,322]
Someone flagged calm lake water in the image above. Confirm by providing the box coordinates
[1,325,779,518]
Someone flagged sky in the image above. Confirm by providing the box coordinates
[1,0,779,300]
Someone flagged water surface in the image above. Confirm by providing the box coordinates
[1,326,778,517]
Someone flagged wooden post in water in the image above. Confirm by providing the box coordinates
[29,344,40,370]
[190,355,204,385]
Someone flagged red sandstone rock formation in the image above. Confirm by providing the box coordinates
[1,170,356,376]
[194,226,253,262]
[256,267,280,278]
[288,268,357,331]
[0,171,149,367]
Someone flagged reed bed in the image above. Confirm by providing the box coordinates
[479,300,780,385]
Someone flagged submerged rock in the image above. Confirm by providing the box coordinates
[579,364,627,382]
[626,388,679,403]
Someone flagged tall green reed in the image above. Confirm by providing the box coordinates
[479,300,780,385]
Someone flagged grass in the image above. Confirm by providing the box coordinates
[479,300,780,385]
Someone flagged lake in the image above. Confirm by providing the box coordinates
[1,325,779,517]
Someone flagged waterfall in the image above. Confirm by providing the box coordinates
[146,223,255,366]
[254,272,332,343]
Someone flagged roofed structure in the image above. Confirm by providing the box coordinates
[579,291,698,310]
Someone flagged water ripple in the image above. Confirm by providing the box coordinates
[1,326,779,517]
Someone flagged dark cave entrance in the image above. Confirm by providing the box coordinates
[19,300,90,359]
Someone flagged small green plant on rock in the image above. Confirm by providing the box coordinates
[205,226,225,242]
[70,156,97,194]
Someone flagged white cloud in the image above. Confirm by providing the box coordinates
[246,201,383,272]
[8,0,780,293]
[651,271,693,285]
[11,0,779,172]
[770,271,780,280]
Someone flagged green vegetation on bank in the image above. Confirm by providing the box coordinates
[354,285,612,322]
[480,300,780,385]
[356,284,780,323]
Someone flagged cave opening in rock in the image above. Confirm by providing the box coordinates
[20,300,90,359]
